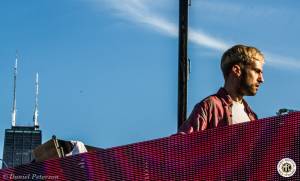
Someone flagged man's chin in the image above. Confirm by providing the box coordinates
[240,85,258,96]
[247,90,257,96]
[244,88,257,96]
[248,92,256,96]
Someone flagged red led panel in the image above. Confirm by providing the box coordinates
[1,112,299,180]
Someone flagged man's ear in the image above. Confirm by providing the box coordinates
[232,64,242,77]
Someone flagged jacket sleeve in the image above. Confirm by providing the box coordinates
[178,101,209,134]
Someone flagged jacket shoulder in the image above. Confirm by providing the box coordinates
[198,94,222,107]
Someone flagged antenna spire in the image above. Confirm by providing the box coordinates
[11,52,18,127]
[33,72,39,129]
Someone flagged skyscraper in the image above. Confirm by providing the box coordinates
[1,56,42,169]
[2,126,42,168]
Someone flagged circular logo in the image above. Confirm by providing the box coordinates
[277,158,296,177]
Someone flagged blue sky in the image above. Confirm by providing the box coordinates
[1,0,300,159]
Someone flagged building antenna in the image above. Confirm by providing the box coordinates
[33,72,39,129]
[11,51,18,127]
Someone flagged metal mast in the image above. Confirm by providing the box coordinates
[33,72,39,129]
[178,0,189,130]
[11,53,18,127]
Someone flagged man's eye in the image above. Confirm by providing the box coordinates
[254,69,261,73]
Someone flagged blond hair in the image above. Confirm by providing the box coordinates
[221,44,264,79]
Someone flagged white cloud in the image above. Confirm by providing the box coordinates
[102,0,230,50]
[98,0,300,70]
[264,53,300,69]
[189,28,229,51]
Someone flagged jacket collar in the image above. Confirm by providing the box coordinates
[216,87,233,106]
[216,87,249,107]
[216,87,255,117]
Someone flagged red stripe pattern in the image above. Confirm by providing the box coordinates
[1,112,299,180]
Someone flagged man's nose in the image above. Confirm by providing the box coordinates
[258,73,264,83]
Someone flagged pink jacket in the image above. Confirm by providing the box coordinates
[179,88,257,133]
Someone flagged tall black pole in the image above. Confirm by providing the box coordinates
[178,0,189,130]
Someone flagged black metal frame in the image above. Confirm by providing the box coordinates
[178,0,189,130]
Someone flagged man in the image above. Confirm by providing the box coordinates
[179,44,264,133]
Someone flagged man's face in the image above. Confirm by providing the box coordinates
[239,60,264,96]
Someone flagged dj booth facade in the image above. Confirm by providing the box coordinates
[1,112,299,180]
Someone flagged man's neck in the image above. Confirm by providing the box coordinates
[223,84,243,103]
